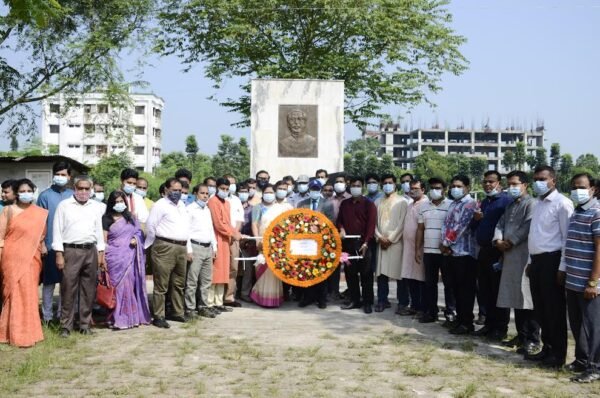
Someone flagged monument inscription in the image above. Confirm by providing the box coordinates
[278,105,318,158]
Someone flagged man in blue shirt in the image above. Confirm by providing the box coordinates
[37,161,74,324]
[472,170,513,341]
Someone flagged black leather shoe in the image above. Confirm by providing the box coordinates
[475,314,486,325]
[525,347,548,361]
[449,324,474,335]
[418,314,437,323]
[59,328,70,338]
[502,335,521,348]
[215,305,233,312]
[317,302,327,309]
[209,306,221,315]
[167,315,187,323]
[363,305,373,314]
[397,307,417,316]
[184,312,197,322]
[341,302,362,310]
[79,328,94,335]
[374,303,385,313]
[472,325,491,337]
[152,318,171,329]
[442,319,458,329]
[224,301,242,308]
[516,342,539,355]
[540,355,564,369]
[298,300,312,308]
[487,330,507,342]
[571,370,600,383]
[197,307,216,318]
[566,360,587,373]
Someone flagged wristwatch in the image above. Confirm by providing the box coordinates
[588,280,598,288]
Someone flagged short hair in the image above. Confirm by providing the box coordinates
[73,174,93,186]
[137,177,148,184]
[193,183,208,194]
[365,173,379,183]
[506,171,528,184]
[164,177,181,189]
[410,179,425,190]
[255,170,269,179]
[450,174,470,187]
[175,168,192,181]
[571,172,596,187]
[261,183,275,193]
[322,182,334,189]
[94,182,104,188]
[533,165,556,179]
[282,175,294,183]
[274,180,287,189]
[120,168,139,181]
[334,173,347,181]
[245,178,257,185]
[380,173,396,183]
[52,161,71,175]
[203,176,216,184]
[159,183,166,195]
[179,180,190,189]
[349,176,363,185]
[216,177,230,187]
[400,173,414,181]
[12,178,36,193]
[427,177,447,188]
[238,183,249,191]
[484,170,502,181]
[315,169,328,177]
[1,179,16,189]
[287,109,307,121]
[223,173,236,181]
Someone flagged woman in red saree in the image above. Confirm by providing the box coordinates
[0,179,48,348]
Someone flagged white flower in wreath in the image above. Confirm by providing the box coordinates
[323,235,329,240]
[329,253,336,259]
[270,238,275,243]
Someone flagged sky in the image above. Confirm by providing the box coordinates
[3,0,600,159]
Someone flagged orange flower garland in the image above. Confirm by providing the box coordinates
[262,209,342,287]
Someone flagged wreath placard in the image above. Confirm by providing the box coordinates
[262,208,342,287]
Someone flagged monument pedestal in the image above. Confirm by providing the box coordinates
[250,79,344,181]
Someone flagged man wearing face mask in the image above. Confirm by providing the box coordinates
[119,168,149,226]
[92,182,105,203]
[440,175,478,335]
[562,173,600,381]
[328,174,351,300]
[283,175,295,200]
[297,180,335,309]
[400,173,414,203]
[145,178,193,328]
[493,171,539,356]
[250,170,270,206]
[315,169,328,188]
[245,178,258,202]
[208,178,243,312]
[289,175,310,208]
[224,174,245,307]
[365,173,383,203]
[472,171,513,341]
[37,161,74,325]
[203,177,217,197]
[179,180,190,205]
[525,165,573,367]
[135,177,154,211]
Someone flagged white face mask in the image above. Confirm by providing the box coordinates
[298,183,309,193]
[400,181,411,193]
[180,193,189,202]
[334,182,346,194]
[262,193,275,203]
[571,189,591,205]
[276,189,288,199]
[94,192,105,202]
[53,175,68,187]
[208,186,217,196]
[450,187,465,199]
[367,183,379,194]
[317,178,327,186]
[429,189,443,200]
[217,190,228,200]
[382,183,395,195]
[238,192,249,203]
[249,188,256,198]
[135,189,147,198]
[113,202,127,213]
[533,181,550,196]
[309,190,321,200]
[350,187,362,197]
[229,184,237,194]
[287,185,294,194]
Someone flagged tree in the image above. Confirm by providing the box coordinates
[157,0,467,128]
[378,153,396,176]
[514,141,527,170]
[558,154,574,192]
[412,147,451,183]
[365,155,380,176]
[1,0,154,138]
[502,150,515,171]
[345,138,381,156]
[535,147,548,168]
[550,143,561,170]
[211,135,250,180]
[446,154,470,179]
[575,154,600,175]
[9,135,18,152]
[469,157,487,182]
[185,135,199,160]
[89,153,133,193]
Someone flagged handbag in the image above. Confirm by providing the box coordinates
[96,271,116,309]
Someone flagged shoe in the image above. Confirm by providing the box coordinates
[298,300,312,308]
[540,355,564,369]
[79,328,94,335]
[487,330,507,342]
[341,302,362,310]
[152,318,171,329]
[566,360,587,373]
[475,314,486,325]
[442,319,458,329]
[525,347,548,361]
[397,308,417,316]
[472,325,491,337]
[184,312,197,322]
[363,305,373,314]
[317,302,327,309]
[516,342,536,355]
[224,301,242,308]
[449,324,474,335]
[167,315,187,323]
[59,328,70,338]
[571,370,600,383]
[208,306,221,315]
[384,302,391,309]
[197,307,216,318]
[445,313,457,323]
[215,305,233,312]
[418,314,437,323]
[502,335,521,348]
[374,303,385,313]
[240,296,253,303]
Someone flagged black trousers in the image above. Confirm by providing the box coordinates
[343,240,373,306]
[447,255,477,327]
[328,266,341,295]
[423,253,456,318]
[514,309,540,345]
[304,281,328,305]
[567,289,600,370]
[477,245,510,332]
[529,251,567,363]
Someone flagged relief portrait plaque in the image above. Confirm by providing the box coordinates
[278,105,318,158]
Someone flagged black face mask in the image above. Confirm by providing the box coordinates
[257,179,269,190]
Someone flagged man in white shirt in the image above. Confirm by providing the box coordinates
[186,184,218,319]
[145,178,193,328]
[289,174,310,207]
[52,175,105,337]
[224,174,245,307]
[525,165,574,367]
[120,168,149,225]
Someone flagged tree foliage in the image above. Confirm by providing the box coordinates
[89,152,133,193]
[156,0,467,128]
[210,135,250,181]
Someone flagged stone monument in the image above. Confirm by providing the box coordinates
[251,79,344,181]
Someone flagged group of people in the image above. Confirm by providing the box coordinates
[0,161,599,383]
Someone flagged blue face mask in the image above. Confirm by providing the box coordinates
[367,183,379,194]
[196,199,207,208]
[53,175,68,187]
[533,181,550,196]
[113,202,127,213]
[263,193,275,203]
[350,187,362,197]
[382,183,395,194]
[135,189,146,198]
[217,190,229,200]
[508,187,521,199]
[309,190,321,200]
[123,184,135,195]
[229,184,237,194]
[450,187,464,199]
[238,192,249,203]
[298,184,309,193]
[208,186,217,196]
[571,189,591,205]
[18,192,34,204]
[168,191,182,204]
[276,189,288,199]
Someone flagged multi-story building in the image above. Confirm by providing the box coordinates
[368,122,545,172]
[41,93,164,172]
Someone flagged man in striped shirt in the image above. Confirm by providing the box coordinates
[563,173,600,382]
[416,177,456,324]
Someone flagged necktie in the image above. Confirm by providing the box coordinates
[311,199,317,211]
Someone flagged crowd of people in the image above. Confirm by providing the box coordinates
[0,161,599,383]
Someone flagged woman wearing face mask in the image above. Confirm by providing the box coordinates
[250,182,293,307]
[0,179,48,347]
[101,191,151,329]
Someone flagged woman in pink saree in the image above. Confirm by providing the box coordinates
[102,191,151,329]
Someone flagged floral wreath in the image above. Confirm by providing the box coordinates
[263,209,342,287]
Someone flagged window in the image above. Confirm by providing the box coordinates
[96,145,108,156]
[135,106,145,115]
[153,128,161,139]
[153,108,162,119]
[84,124,94,135]
[84,104,92,114]
[85,145,94,154]
[49,125,60,134]
[153,147,161,156]
[97,104,108,114]
[135,126,145,135]
[68,144,81,149]
[134,146,145,155]
[49,103,60,113]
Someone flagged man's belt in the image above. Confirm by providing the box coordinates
[156,236,187,246]
[64,243,95,250]
[191,239,211,248]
